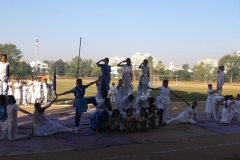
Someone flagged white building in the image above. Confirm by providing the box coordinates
[29,61,48,70]
[109,52,159,71]
[166,62,181,71]
[109,56,125,66]
[197,58,218,72]
[233,50,240,56]
[130,52,158,70]
[110,66,119,77]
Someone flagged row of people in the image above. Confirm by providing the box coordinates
[205,84,240,123]
[8,77,54,105]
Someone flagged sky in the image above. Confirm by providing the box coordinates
[0,0,239,68]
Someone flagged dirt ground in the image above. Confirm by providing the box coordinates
[2,102,240,160]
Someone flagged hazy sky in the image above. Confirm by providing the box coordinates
[0,0,239,68]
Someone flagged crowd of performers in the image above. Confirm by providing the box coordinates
[0,54,237,141]
[7,77,55,105]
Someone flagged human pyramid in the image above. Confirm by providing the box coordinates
[0,54,238,141]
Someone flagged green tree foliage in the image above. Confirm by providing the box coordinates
[147,56,154,79]
[192,62,211,81]
[218,54,240,83]
[174,70,191,81]
[91,65,102,77]
[117,67,124,78]
[153,61,165,75]
[182,64,190,71]
[14,61,32,77]
[50,59,66,76]
[0,43,23,75]
[65,57,93,77]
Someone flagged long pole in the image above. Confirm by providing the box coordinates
[76,37,82,79]
[35,37,39,75]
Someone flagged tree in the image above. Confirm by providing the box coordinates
[174,70,191,81]
[0,43,23,75]
[14,61,32,77]
[182,64,190,71]
[218,54,240,83]
[65,57,93,77]
[147,56,154,79]
[192,62,211,81]
[91,65,102,77]
[50,59,66,76]
[154,61,165,75]
[117,67,124,78]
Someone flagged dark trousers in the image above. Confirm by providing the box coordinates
[101,82,109,99]
[75,97,98,127]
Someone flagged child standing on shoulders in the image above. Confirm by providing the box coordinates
[221,95,234,124]
[138,59,149,95]
[205,84,218,118]
[33,93,77,136]
[167,97,197,125]
[117,58,133,96]
[96,58,111,99]
[0,54,10,97]
[6,95,32,141]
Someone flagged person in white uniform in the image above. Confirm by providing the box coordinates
[109,82,117,103]
[147,81,152,96]
[120,108,135,133]
[217,66,225,96]
[234,94,240,122]
[146,104,157,129]
[108,109,121,130]
[134,108,148,131]
[0,54,10,97]
[7,78,12,96]
[6,95,32,141]
[135,95,149,111]
[22,82,29,105]
[14,79,22,105]
[205,84,218,118]
[27,76,34,104]
[96,98,112,112]
[118,58,133,96]
[33,94,77,136]
[116,79,124,111]
[47,79,54,102]
[167,97,197,124]
[34,77,43,103]
[149,79,182,125]
[212,95,225,120]
[138,59,149,95]
[221,95,234,124]
[120,94,134,111]
[42,79,48,104]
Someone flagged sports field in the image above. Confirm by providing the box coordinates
[54,78,240,103]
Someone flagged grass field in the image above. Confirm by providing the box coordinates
[53,79,240,103]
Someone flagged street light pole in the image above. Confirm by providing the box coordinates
[35,37,39,75]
